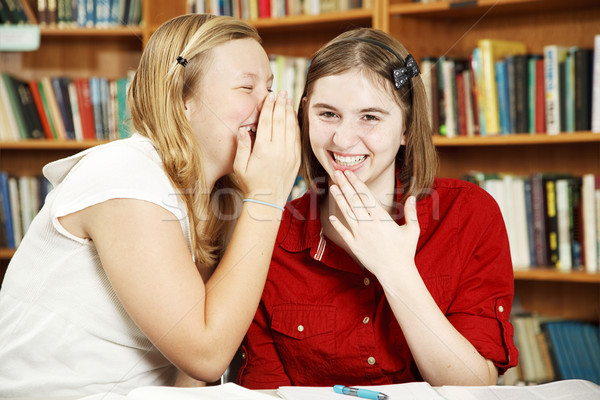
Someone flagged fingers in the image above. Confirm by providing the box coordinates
[270,91,289,147]
[332,170,375,222]
[233,127,251,175]
[255,92,276,147]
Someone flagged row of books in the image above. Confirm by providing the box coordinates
[10,0,144,27]
[420,35,600,137]
[0,171,307,249]
[189,0,369,19]
[0,0,35,24]
[463,172,600,273]
[269,54,309,110]
[0,0,141,27]
[0,72,133,142]
[0,172,52,249]
[510,314,600,385]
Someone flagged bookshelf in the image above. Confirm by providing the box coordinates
[1,0,599,328]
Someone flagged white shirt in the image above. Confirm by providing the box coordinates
[0,134,191,396]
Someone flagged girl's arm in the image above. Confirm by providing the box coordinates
[59,91,300,383]
[328,170,497,386]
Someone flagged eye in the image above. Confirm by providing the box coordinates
[362,114,379,121]
[320,111,338,119]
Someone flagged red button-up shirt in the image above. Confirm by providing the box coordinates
[238,177,518,389]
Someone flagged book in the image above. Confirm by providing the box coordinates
[527,55,546,134]
[51,76,76,140]
[592,34,600,133]
[0,172,15,249]
[507,54,529,134]
[555,178,572,271]
[477,39,527,135]
[29,79,54,139]
[582,174,598,273]
[39,76,67,140]
[495,59,510,134]
[543,45,570,135]
[36,79,59,139]
[1,73,29,139]
[74,77,97,140]
[277,379,600,400]
[573,48,593,132]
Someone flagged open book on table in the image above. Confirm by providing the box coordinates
[277,379,600,400]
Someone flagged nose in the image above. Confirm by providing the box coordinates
[332,120,361,149]
[256,88,271,113]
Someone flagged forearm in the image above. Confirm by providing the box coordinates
[381,267,497,386]
[198,203,282,376]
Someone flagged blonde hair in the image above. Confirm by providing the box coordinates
[298,28,438,201]
[128,14,261,267]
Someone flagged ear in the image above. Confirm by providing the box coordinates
[401,135,406,146]
[183,98,192,121]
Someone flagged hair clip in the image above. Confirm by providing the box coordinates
[392,54,420,89]
[176,56,188,67]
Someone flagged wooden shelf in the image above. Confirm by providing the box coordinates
[0,140,107,150]
[514,269,600,284]
[433,132,600,147]
[389,0,600,18]
[248,8,374,31]
[0,249,15,259]
[40,26,143,37]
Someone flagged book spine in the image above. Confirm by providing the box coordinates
[534,57,546,134]
[574,48,592,132]
[545,178,560,267]
[544,45,568,135]
[592,34,600,133]
[530,173,548,266]
[514,55,529,134]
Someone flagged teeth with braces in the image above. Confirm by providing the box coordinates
[333,153,366,166]
[245,126,257,134]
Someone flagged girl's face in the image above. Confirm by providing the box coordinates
[306,69,406,196]
[184,38,273,183]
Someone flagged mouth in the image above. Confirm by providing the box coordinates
[330,152,367,171]
[243,124,258,147]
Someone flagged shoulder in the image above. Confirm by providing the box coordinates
[432,177,501,214]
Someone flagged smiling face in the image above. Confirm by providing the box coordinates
[306,68,406,198]
[184,38,273,183]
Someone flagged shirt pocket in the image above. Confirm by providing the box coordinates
[271,304,336,373]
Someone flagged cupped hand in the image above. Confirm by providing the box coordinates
[233,90,301,208]
[328,170,420,284]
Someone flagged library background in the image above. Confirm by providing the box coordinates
[0,0,599,387]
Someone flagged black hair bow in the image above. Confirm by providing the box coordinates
[392,54,420,89]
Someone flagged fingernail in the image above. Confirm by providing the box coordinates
[268,93,275,102]
[278,90,287,98]
[409,196,416,204]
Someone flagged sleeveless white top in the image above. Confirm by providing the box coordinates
[0,134,192,396]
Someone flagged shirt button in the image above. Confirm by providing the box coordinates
[363,277,371,286]
[362,316,370,324]
[297,325,304,332]
[367,356,376,365]
[498,305,504,313]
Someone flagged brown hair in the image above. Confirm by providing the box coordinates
[128,14,261,267]
[298,28,438,201]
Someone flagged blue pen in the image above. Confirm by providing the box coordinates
[333,385,389,400]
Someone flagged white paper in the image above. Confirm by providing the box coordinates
[437,379,600,400]
[127,383,275,399]
[278,382,445,400]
